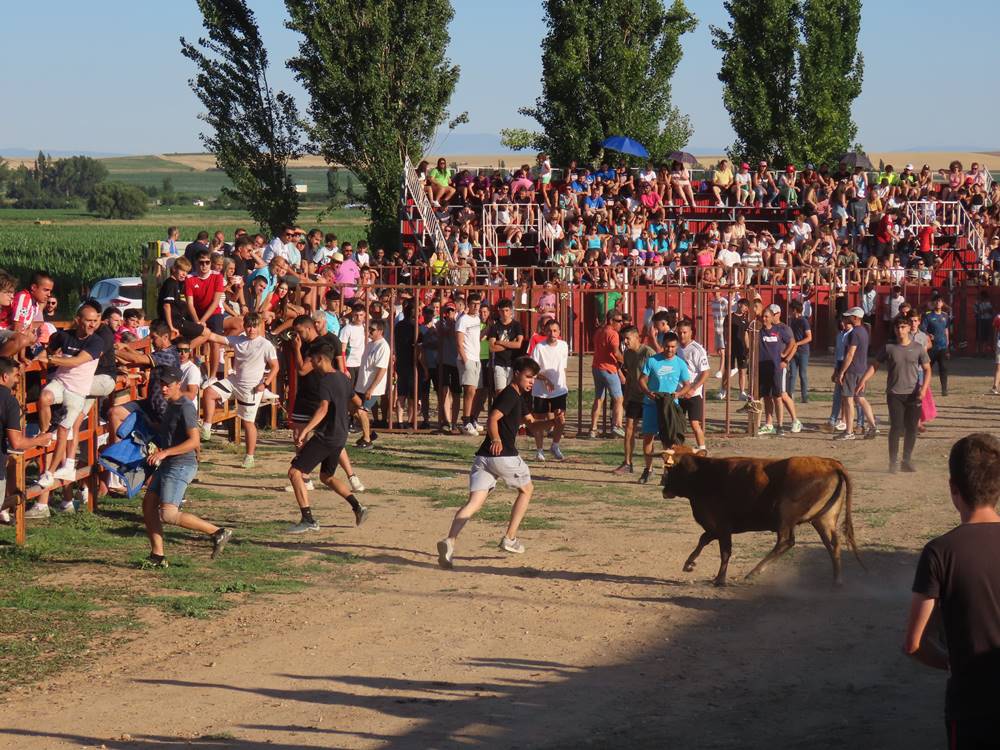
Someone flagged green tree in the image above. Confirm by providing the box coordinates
[181,0,304,236]
[711,0,799,165]
[519,0,696,166]
[793,0,863,165]
[87,182,148,219]
[285,0,462,248]
[326,168,343,207]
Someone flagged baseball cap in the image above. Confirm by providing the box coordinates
[740,162,750,170]
[766,304,781,315]
[843,306,864,318]
[156,365,183,385]
[331,252,344,263]
[905,163,914,170]
[786,165,796,173]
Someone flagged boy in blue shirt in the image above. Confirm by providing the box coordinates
[921,296,951,396]
[637,332,692,484]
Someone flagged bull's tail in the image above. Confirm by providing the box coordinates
[837,466,865,571]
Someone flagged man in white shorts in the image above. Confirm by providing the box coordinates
[437,356,558,569]
[456,291,484,435]
[201,312,279,469]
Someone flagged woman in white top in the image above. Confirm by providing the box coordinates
[670,160,696,207]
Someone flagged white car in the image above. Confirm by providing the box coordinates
[89,277,144,311]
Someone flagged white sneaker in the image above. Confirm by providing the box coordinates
[241,455,255,470]
[34,471,55,490]
[52,462,77,482]
[714,369,723,379]
[261,389,279,402]
[349,474,366,493]
[462,422,479,436]
[835,421,847,432]
[23,503,51,519]
[716,390,727,401]
[437,538,454,569]
[534,449,546,462]
[200,423,212,442]
[0,508,12,525]
[474,422,484,434]
[286,520,320,534]
[730,368,739,377]
[739,391,750,401]
[791,420,803,434]
[284,480,316,492]
[55,500,75,514]
[499,536,525,554]
[550,444,565,461]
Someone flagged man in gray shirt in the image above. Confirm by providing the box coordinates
[860,317,931,473]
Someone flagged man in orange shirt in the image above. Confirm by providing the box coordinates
[586,311,625,439]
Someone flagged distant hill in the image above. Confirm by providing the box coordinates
[0,147,127,158]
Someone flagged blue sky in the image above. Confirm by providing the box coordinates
[3,0,998,155]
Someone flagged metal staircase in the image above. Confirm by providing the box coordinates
[401,155,448,257]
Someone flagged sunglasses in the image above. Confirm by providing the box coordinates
[198,260,211,265]
[177,348,191,353]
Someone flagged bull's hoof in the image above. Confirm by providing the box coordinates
[683,561,696,572]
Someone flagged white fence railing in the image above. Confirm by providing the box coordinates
[403,155,449,256]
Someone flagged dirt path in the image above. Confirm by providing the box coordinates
[2,356,996,749]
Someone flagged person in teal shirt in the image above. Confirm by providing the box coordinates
[920,297,951,395]
[637,331,692,484]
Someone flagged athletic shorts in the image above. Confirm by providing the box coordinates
[679,395,705,423]
[176,319,206,340]
[347,366,360,387]
[494,365,513,393]
[532,394,567,414]
[469,454,531,492]
[593,368,623,400]
[458,358,482,388]
[842,371,863,398]
[625,400,644,420]
[356,392,379,411]
[291,435,343,476]
[149,456,197,507]
[758,360,786,398]
[441,364,462,395]
[714,328,725,351]
[204,377,262,421]
[43,380,88,429]
[206,313,225,335]
[728,345,748,371]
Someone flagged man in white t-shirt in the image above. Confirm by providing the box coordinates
[201,313,279,469]
[676,319,711,451]
[339,302,367,388]
[353,318,390,449]
[530,319,569,461]
[176,339,203,402]
[456,292,484,436]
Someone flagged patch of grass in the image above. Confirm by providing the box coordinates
[313,551,363,565]
[143,593,232,619]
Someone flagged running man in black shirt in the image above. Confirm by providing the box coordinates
[905,433,1000,748]
[437,356,558,569]
[286,343,369,534]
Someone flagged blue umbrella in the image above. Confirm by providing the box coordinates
[601,135,649,160]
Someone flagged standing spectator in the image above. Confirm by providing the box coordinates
[710,291,729,382]
[973,290,994,358]
[393,302,421,429]
[0,358,55,525]
[756,305,801,436]
[675,320,711,453]
[438,302,462,431]
[338,303,367,387]
[456,292,484,436]
[487,299,524,394]
[637,332,692,484]
[835,308,877,440]
[162,226,181,257]
[921,297,951,397]
[587,311,625,439]
[904,433,1000,750]
[827,316,852,433]
[992,310,1000,396]
[185,250,225,372]
[720,299,750,401]
[353,318,390,450]
[615,326,654,476]
[786,300,812,403]
[530,319,568,462]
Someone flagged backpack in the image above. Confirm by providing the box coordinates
[97,410,157,498]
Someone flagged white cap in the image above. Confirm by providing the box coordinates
[844,306,865,318]
[905,163,914,170]
[766,304,781,315]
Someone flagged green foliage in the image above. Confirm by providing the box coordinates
[87,182,149,219]
[712,0,863,166]
[285,0,461,249]
[181,0,304,235]
[521,0,697,166]
[4,153,109,208]
[499,128,545,153]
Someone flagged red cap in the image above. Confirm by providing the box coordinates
[786,165,796,173]
[740,162,749,170]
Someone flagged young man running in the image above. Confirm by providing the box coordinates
[675,319,711,452]
[614,325,655,475]
[286,343,368,534]
[904,433,1000,747]
[201,313,279,468]
[437,356,556,569]
[530,319,568,461]
[637,331,692,484]
[139,365,232,568]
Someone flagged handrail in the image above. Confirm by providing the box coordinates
[403,155,449,256]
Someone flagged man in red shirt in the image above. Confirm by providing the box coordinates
[7,272,54,354]
[918,220,940,254]
[185,250,225,375]
[875,210,898,262]
[587,311,625,439]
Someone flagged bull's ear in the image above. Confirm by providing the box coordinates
[661,449,675,467]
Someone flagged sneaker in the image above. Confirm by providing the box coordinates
[55,500,75,514]
[900,461,917,473]
[775,427,786,437]
[286,520,320,534]
[864,426,879,440]
[833,431,856,441]
[437,538,454,569]
[835,420,847,432]
[200,423,212,442]
[499,536,525,554]
[739,391,750,401]
[23,503,51,519]
[991,387,999,396]
[580,430,598,440]
[211,528,233,559]
[441,422,453,434]
[790,420,803,434]
[0,508,11,525]
[142,554,169,569]
[356,440,374,450]
[261,388,279,402]
[369,430,379,442]
[611,426,626,438]
[418,420,432,430]
[241,455,255,470]
[52,462,77,482]
[613,462,634,475]
[757,424,776,436]
[534,449,546,462]
[349,474,366,493]
[284,480,316,493]
[714,369,723,379]
[638,468,651,484]
[715,390,727,401]
[474,422,484,434]
[550,444,565,461]
[462,422,479,436]
[33,471,55,490]
[354,505,369,526]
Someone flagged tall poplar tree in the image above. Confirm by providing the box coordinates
[518,0,697,166]
[181,0,304,235]
[285,0,462,249]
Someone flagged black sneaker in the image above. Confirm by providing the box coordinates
[441,423,452,434]
[418,421,432,430]
[775,427,786,437]
[354,505,369,526]
[864,426,879,440]
[356,440,374,450]
[369,430,379,442]
[211,528,233,559]
[638,468,651,484]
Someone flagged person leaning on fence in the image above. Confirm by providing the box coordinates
[0,357,56,526]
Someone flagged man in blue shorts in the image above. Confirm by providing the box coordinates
[757,304,801,436]
[637,332,692,484]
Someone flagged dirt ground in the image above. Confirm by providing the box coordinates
[1,355,997,750]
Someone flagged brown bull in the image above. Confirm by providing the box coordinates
[660,448,862,586]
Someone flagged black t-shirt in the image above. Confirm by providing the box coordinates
[159,396,199,460]
[314,371,352,445]
[912,523,1000,720]
[726,313,749,356]
[157,277,190,323]
[183,240,210,263]
[476,384,530,457]
[295,334,343,413]
[394,319,416,373]
[487,320,525,367]
[0,385,22,481]
[48,328,107,364]
[94,324,118,378]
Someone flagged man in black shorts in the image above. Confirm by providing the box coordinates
[904,433,1000,748]
[720,298,749,401]
[286,343,369,534]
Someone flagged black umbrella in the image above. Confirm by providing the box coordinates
[667,151,699,165]
[836,152,874,169]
